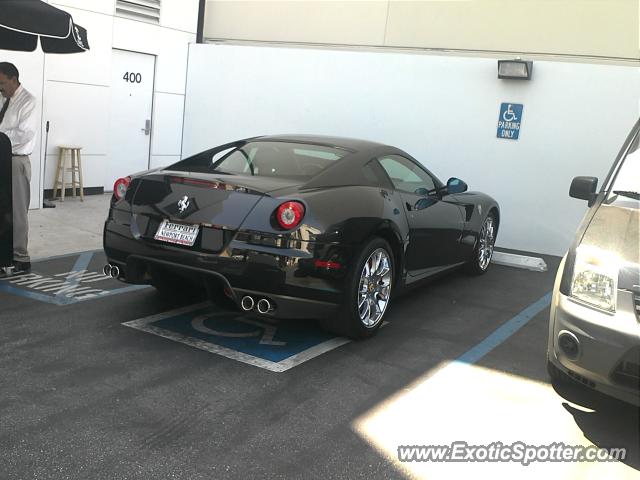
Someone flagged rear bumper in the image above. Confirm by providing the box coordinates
[104,219,348,320]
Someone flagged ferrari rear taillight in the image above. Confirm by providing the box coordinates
[113,176,131,201]
[276,201,305,230]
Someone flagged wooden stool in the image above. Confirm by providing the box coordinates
[54,146,84,201]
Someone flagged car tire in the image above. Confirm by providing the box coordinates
[466,212,497,275]
[321,237,394,339]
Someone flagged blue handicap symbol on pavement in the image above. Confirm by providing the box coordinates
[497,103,524,140]
[123,302,351,371]
[0,250,147,305]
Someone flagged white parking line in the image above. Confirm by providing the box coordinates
[492,252,548,272]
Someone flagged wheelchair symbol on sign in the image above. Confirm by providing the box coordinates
[191,313,286,346]
[502,104,518,122]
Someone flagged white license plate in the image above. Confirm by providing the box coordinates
[154,220,200,246]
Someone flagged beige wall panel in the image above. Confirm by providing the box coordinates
[205,0,388,45]
[205,0,640,61]
[385,0,639,59]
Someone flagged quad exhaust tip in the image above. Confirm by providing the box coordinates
[256,298,273,314]
[241,296,255,311]
[103,264,120,279]
[240,295,275,314]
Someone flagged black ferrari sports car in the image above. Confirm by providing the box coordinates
[103,135,499,338]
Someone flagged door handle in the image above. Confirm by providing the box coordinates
[140,119,151,135]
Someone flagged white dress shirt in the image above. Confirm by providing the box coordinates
[0,85,38,156]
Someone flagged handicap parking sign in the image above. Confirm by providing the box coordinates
[497,103,524,140]
[123,302,352,372]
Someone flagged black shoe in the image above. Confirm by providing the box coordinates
[13,261,31,274]
[0,261,31,278]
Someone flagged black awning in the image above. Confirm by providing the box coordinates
[0,0,90,53]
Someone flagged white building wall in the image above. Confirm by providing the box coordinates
[111,15,196,171]
[182,44,640,256]
[0,0,198,209]
[43,3,114,204]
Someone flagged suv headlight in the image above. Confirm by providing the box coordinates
[570,245,619,312]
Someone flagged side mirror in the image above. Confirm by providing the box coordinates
[446,177,468,195]
[569,176,598,207]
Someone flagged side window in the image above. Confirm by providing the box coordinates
[211,147,257,174]
[362,161,380,185]
[378,155,436,193]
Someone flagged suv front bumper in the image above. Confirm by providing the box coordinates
[548,287,640,406]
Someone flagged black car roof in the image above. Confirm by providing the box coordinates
[251,134,388,153]
[171,134,418,190]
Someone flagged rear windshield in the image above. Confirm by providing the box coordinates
[209,141,347,180]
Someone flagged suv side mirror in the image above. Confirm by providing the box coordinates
[446,177,468,195]
[569,176,598,207]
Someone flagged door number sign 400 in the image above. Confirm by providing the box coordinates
[123,72,142,84]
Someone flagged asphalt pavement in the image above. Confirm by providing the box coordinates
[0,196,637,479]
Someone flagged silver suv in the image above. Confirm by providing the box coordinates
[547,118,639,406]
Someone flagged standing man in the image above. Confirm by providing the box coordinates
[0,62,37,276]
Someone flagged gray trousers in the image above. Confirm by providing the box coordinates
[12,155,30,263]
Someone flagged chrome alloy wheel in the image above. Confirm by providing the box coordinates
[478,216,496,271]
[357,248,392,328]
